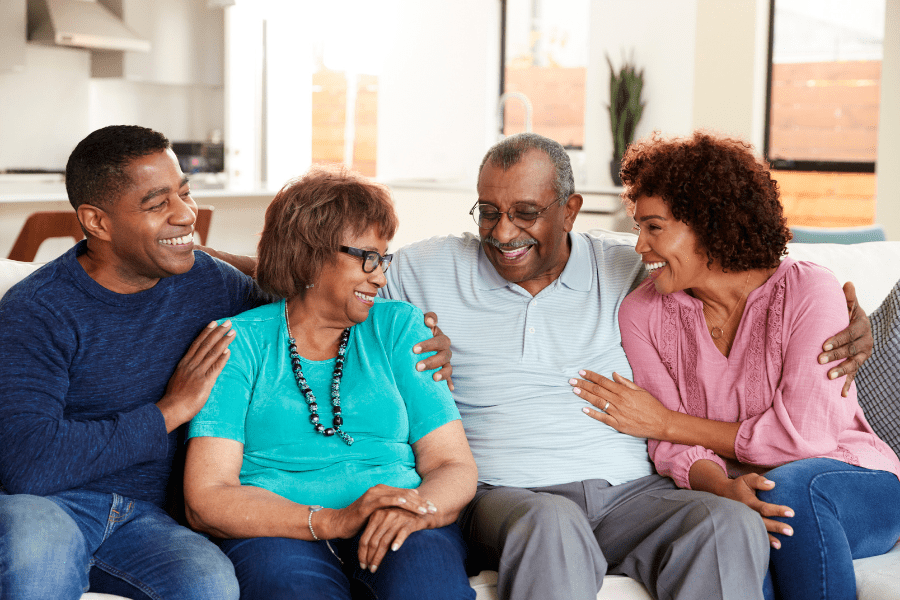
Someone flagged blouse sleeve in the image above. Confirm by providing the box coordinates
[381,301,461,444]
[619,284,728,489]
[734,263,858,466]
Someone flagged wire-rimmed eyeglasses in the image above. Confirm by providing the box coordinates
[469,200,560,229]
[339,245,392,273]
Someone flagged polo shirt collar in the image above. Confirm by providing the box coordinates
[475,232,592,292]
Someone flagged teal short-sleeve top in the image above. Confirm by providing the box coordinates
[188,298,461,509]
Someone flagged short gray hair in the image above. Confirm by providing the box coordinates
[478,133,575,204]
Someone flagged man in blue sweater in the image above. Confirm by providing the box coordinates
[0,125,258,599]
[0,125,449,600]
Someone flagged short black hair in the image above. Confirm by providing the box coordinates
[66,125,171,210]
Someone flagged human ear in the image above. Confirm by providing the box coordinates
[563,194,583,232]
[77,204,113,242]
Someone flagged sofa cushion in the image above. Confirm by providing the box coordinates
[855,279,900,459]
[0,258,41,299]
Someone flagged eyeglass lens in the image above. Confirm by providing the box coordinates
[363,252,391,273]
[474,205,542,228]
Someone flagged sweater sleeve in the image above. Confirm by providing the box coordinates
[619,284,727,489]
[734,264,858,466]
[0,300,169,496]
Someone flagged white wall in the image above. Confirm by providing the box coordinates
[876,0,900,240]
[0,45,91,170]
[584,0,699,189]
[376,0,500,185]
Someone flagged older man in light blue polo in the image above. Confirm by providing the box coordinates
[379,132,770,600]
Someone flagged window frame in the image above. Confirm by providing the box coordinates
[763,0,877,174]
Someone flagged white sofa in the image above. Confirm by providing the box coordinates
[2,235,899,600]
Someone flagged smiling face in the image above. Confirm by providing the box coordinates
[312,226,389,327]
[633,194,711,295]
[88,149,198,293]
[476,149,579,295]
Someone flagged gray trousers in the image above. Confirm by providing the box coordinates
[458,474,768,600]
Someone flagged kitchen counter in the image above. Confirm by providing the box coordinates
[0,178,629,262]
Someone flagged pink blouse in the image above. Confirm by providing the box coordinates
[619,258,900,490]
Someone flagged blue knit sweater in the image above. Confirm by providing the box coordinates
[0,242,269,506]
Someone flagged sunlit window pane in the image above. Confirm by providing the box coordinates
[502,0,588,148]
[769,0,884,163]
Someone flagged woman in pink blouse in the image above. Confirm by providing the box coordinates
[572,132,900,600]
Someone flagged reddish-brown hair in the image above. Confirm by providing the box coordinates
[256,166,398,298]
[621,130,791,271]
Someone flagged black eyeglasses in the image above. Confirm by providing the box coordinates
[469,200,560,229]
[339,246,392,273]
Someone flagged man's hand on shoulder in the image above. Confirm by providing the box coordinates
[413,312,454,391]
[818,281,873,397]
[157,320,236,432]
[196,244,258,279]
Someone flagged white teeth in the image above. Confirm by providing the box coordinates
[354,291,374,303]
[645,261,667,272]
[158,233,194,246]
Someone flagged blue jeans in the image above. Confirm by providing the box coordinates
[0,489,239,600]
[758,458,900,600]
[220,523,475,600]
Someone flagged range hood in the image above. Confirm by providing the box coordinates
[27,0,150,53]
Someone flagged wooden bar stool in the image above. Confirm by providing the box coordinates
[8,207,214,263]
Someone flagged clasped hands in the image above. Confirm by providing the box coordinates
[322,484,438,573]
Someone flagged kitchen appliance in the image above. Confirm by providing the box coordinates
[172,142,225,174]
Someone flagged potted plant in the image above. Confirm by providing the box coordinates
[607,54,645,186]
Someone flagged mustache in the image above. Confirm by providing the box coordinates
[480,235,538,249]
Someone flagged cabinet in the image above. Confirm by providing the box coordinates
[0,0,27,73]
[90,0,223,86]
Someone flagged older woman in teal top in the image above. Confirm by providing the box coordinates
[184,167,477,600]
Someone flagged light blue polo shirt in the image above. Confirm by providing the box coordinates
[381,231,653,487]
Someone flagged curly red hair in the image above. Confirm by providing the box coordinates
[620,131,791,271]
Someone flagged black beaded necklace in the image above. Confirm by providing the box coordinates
[285,302,354,446]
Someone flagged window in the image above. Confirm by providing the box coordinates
[310,1,397,177]
[765,0,884,227]
[500,0,589,148]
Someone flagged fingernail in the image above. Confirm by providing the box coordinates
[573,387,582,395]
[824,343,834,351]
[392,543,400,551]
[398,497,406,504]
[418,507,427,514]
[413,345,422,354]
[433,373,442,381]
[568,378,578,385]
[818,355,828,364]
[763,479,774,485]
[370,565,377,573]
[416,362,425,371]
[222,320,232,327]
[360,563,367,570]
[829,371,838,380]
[783,527,793,536]
[227,329,236,336]
[579,370,586,376]
[582,407,591,414]
[207,321,217,328]
[771,540,780,549]
[784,510,794,517]
[426,501,436,513]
